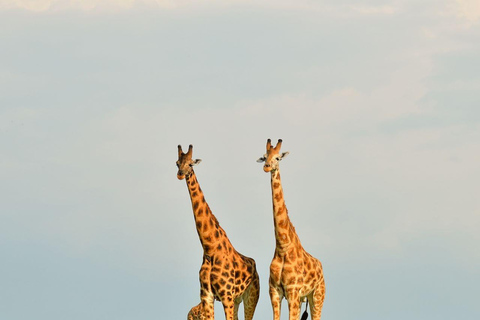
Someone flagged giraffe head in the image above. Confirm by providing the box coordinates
[176,144,202,180]
[257,138,289,172]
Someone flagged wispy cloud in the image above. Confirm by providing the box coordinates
[0,0,53,11]
[455,0,480,24]
[0,0,175,12]
[5,0,476,21]
[1,1,479,318]
[0,0,401,14]
[348,4,398,15]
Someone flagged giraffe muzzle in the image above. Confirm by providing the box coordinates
[177,170,186,180]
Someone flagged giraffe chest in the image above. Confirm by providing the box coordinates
[270,249,317,295]
[210,268,235,300]
[209,254,253,299]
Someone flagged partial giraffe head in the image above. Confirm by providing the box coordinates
[176,144,202,180]
[257,138,289,172]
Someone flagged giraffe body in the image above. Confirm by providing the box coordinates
[177,145,260,320]
[258,139,325,320]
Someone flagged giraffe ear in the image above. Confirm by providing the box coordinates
[192,159,202,166]
[256,156,266,163]
[279,151,289,160]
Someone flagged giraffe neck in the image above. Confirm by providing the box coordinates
[185,171,224,256]
[270,169,299,252]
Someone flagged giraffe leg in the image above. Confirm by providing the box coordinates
[310,280,326,320]
[199,262,214,320]
[200,292,214,320]
[243,272,260,320]
[286,289,301,320]
[233,300,240,320]
[222,297,236,320]
[269,284,283,320]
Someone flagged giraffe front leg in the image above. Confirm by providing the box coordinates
[201,293,214,320]
[309,280,326,320]
[221,294,235,320]
[233,300,240,320]
[199,261,215,320]
[270,257,283,320]
[269,282,283,320]
[243,272,260,320]
[286,289,301,320]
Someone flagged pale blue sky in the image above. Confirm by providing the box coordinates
[1,1,479,319]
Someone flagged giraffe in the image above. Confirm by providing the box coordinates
[257,139,326,320]
[187,303,202,320]
[177,144,260,320]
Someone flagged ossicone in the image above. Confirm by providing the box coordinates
[178,144,183,157]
